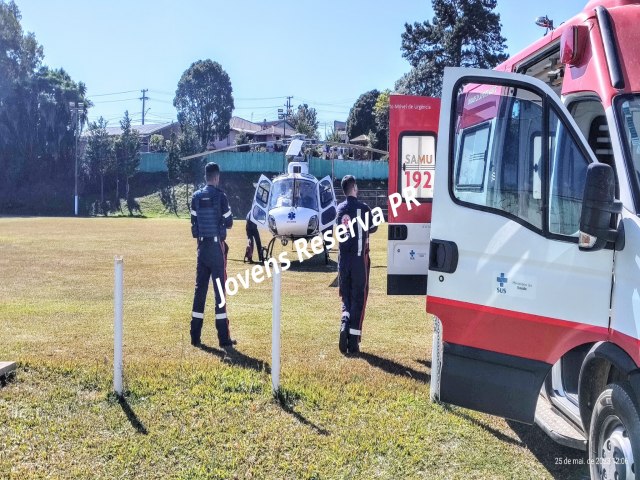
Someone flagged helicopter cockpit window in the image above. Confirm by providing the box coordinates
[269,179,318,210]
[256,178,271,209]
[319,179,333,209]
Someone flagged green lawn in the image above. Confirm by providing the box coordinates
[0,217,588,479]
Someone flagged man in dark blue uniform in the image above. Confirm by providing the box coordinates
[337,175,377,355]
[190,162,235,348]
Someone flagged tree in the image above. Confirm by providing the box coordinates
[85,117,115,213]
[289,104,319,139]
[373,90,390,152]
[149,134,166,152]
[325,128,342,143]
[235,131,251,152]
[346,89,380,143]
[115,111,140,214]
[177,123,201,209]
[173,59,234,150]
[166,132,181,215]
[396,0,508,96]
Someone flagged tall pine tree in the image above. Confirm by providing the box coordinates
[396,0,508,96]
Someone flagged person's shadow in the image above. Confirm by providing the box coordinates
[358,352,430,383]
[198,343,271,374]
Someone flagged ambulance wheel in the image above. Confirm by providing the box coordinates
[588,381,640,480]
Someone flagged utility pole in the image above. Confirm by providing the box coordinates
[140,89,149,125]
[69,101,84,216]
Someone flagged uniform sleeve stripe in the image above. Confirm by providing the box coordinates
[349,328,362,335]
[223,210,232,218]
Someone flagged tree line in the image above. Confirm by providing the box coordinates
[0,0,509,215]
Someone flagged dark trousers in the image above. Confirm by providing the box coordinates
[191,238,231,346]
[338,250,371,343]
[246,224,263,262]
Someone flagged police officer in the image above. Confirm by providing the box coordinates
[337,175,377,355]
[244,210,264,263]
[190,162,235,348]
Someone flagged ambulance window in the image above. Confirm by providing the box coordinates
[455,124,490,189]
[617,97,640,191]
[452,83,544,230]
[548,108,589,236]
[399,134,436,200]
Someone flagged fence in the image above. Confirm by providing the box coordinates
[138,152,389,181]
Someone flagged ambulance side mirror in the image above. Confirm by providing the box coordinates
[578,163,622,251]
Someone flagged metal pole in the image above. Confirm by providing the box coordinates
[114,256,124,396]
[271,267,281,394]
[74,111,79,216]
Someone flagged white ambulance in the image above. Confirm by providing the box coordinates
[427,1,640,477]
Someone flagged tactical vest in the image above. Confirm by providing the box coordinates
[195,186,221,238]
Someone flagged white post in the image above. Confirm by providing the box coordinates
[114,256,124,396]
[271,267,281,394]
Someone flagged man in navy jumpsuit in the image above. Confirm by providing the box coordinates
[190,162,235,348]
[337,175,377,355]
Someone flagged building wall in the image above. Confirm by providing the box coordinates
[137,152,389,180]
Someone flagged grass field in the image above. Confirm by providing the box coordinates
[0,217,589,479]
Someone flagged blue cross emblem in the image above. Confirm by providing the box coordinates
[497,273,508,287]
[409,250,415,260]
[288,211,296,220]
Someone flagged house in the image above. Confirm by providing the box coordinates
[333,120,347,142]
[82,122,180,153]
[211,116,263,150]
[210,116,300,150]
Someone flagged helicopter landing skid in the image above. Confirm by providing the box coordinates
[266,237,277,260]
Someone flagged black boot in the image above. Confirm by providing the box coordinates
[347,334,360,355]
[190,318,203,346]
[339,316,349,354]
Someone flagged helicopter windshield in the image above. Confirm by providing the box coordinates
[269,178,318,210]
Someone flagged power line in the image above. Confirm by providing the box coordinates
[93,97,140,104]
[90,89,139,97]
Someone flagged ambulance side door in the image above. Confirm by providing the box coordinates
[428,68,614,423]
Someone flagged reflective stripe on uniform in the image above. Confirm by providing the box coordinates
[349,328,361,335]
[215,313,227,319]
[357,208,362,256]
[223,210,232,218]
[191,210,197,216]
[192,311,204,319]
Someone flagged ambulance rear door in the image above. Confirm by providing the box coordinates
[387,95,440,295]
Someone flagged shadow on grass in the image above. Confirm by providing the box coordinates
[274,388,329,436]
[359,352,430,383]
[506,420,589,480]
[416,359,431,369]
[118,396,148,435]
[198,343,271,374]
[287,256,338,273]
[442,404,523,448]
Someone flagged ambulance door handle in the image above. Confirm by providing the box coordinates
[429,239,458,274]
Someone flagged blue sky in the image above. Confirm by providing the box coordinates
[17,0,587,134]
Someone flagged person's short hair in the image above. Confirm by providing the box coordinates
[341,175,356,195]
[205,162,220,181]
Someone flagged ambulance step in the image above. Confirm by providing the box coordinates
[534,394,587,451]
[0,361,16,383]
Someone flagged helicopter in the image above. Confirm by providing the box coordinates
[181,135,388,264]
[249,137,337,263]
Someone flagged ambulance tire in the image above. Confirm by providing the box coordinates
[588,381,640,480]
